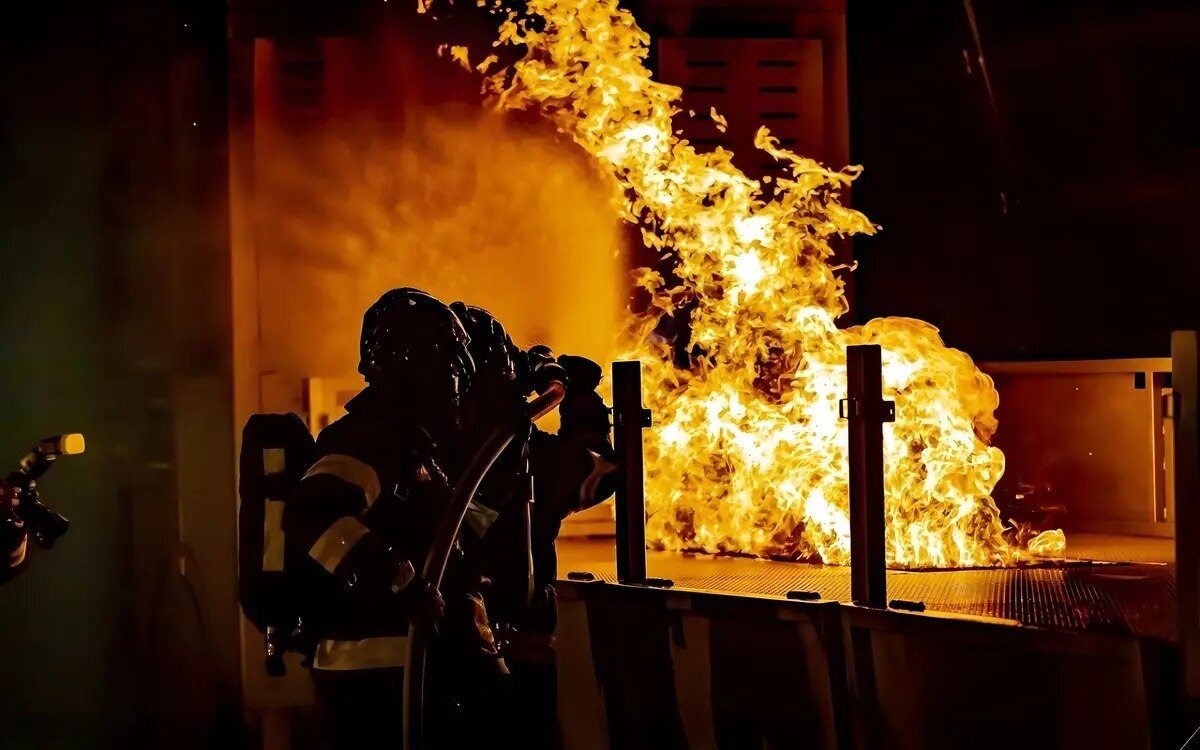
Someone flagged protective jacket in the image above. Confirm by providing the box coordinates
[474,373,617,635]
[283,386,454,671]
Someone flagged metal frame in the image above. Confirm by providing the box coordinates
[612,361,650,584]
[608,347,895,603]
[606,346,894,605]
[606,353,1181,583]
[594,344,1192,744]
[1173,332,1200,719]
[982,357,1175,537]
[842,345,893,609]
[980,358,1171,375]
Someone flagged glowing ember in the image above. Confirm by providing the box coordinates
[428,0,1065,567]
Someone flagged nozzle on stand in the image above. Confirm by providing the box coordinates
[7,433,85,549]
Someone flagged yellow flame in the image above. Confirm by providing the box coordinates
[711,107,728,134]
[435,0,1064,567]
[476,54,500,74]
[1027,529,1066,559]
[450,45,472,71]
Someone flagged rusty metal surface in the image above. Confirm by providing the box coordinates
[558,535,1177,641]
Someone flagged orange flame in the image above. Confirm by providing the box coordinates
[434,0,1065,567]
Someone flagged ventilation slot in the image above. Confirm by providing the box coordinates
[277,40,325,121]
[659,38,826,178]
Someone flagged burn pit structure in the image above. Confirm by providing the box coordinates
[558,342,1193,750]
[219,1,1200,747]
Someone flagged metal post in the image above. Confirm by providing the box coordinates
[841,345,893,609]
[1172,331,1200,717]
[613,360,650,584]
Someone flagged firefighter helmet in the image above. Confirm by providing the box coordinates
[450,303,519,383]
[358,288,475,398]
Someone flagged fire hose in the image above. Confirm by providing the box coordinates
[403,380,566,750]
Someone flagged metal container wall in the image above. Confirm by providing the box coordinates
[557,582,1166,750]
[557,582,844,750]
[842,606,1159,750]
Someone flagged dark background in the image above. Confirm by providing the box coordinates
[2,0,1198,745]
[849,0,1200,360]
[1,1,239,747]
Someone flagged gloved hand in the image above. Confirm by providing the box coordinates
[557,355,602,392]
[561,391,610,440]
[404,580,447,622]
[526,345,568,395]
[556,355,611,439]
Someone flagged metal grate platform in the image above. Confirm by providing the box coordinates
[558,534,1177,641]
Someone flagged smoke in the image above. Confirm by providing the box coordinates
[255,106,626,380]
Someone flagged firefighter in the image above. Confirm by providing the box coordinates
[451,304,617,748]
[283,287,486,749]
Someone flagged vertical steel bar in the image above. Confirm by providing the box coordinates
[1172,331,1200,715]
[843,345,892,609]
[613,360,649,584]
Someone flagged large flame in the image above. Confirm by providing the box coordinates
[426,0,1065,567]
